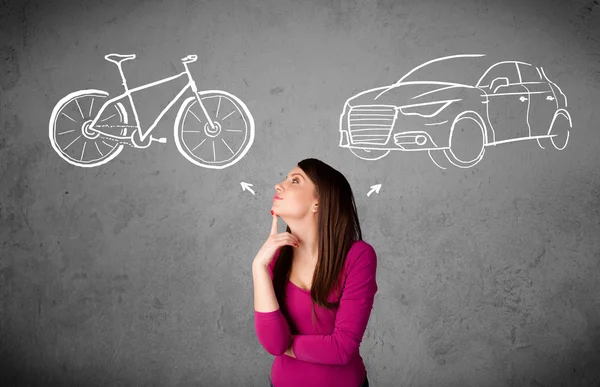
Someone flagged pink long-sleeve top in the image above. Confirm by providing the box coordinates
[254,240,378,387]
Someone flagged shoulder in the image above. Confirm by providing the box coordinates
[348,239,376,258]
[345,240,377,270]
[338,240,377,293]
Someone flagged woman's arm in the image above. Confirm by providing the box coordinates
[253,214,299,312]
[253,254,293,356]
[253,214,299,355]
[253,262,280,312]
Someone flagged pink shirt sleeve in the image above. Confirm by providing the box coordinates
[291,243,378,365]
[254,249,292,356]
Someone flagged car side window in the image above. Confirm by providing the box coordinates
[517,63,543,83]
[477,63,520,90]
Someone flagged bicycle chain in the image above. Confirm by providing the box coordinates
[93,124,139,147]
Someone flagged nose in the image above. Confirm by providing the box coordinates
[274,182,282,192]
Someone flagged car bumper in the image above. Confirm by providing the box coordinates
[339,104,441,150]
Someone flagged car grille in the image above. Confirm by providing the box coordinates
[348,106,396,145]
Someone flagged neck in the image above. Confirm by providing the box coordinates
[282,216,319,263]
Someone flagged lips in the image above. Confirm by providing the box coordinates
[273,195,283,200]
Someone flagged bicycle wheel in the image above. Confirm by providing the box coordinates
[174,90,255,169]
[49,89,126,167]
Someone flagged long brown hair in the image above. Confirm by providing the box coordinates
[272,158,362,329]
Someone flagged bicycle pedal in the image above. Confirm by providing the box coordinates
[152,136,167,144]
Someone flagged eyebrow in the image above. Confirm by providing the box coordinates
[285,173,303,179]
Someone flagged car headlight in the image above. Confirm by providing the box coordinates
[399,100,457,118]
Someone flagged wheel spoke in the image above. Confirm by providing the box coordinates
[216,96,222,118]
[192,138,206,152]
[89,98,95,116]
[95,142,104,156]
[225,129,243,132]
[212,140,216,161]
[64,135,82,151]
[100,113,116,122]
[75,99,85,119]
[222,110,235,120]
[102,141,116,149]
[221,138,234,154]
[61,112,77,122]
[80,141,87,161]
[189,110,202,123]
[58,129,76,136]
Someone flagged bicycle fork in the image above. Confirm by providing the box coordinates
[182,57,216,130]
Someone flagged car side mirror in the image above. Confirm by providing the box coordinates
[490,77,509,92]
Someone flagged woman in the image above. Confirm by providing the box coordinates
[253,158,377,387]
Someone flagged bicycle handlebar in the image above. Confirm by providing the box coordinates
[182,55,198,63]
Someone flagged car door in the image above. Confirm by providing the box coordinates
[517,64,558,138]
[477,62,530,144]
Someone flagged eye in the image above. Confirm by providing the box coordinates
[291,178,299,183]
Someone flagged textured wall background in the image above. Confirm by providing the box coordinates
[1,0,599,386]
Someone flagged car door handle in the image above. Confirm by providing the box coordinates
[519,96,528,102]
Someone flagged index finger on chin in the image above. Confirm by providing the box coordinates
[270,211,278,235]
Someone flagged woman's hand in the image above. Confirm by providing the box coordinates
[252,212,300,268]
[284,335,296,358]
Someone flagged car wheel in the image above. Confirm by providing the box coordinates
[537,110,571,151]
[443,111,486,168]
[349,148,390,161]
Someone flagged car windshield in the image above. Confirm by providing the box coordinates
[397,55,489,86]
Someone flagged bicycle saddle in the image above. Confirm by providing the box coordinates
[104,53,136,65]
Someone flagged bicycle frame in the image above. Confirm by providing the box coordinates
[89,62,211,143]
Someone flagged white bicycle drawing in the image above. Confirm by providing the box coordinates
[49,53,255,169]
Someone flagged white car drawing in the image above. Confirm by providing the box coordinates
[339,54,572,169]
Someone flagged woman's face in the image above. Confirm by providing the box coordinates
[272,166,318,218]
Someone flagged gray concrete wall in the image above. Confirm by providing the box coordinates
[1,0,599,385]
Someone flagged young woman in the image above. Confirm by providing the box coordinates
[253,158,377,387]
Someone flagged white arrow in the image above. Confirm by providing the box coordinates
[367,184,381,197]
[240,182,255,196]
